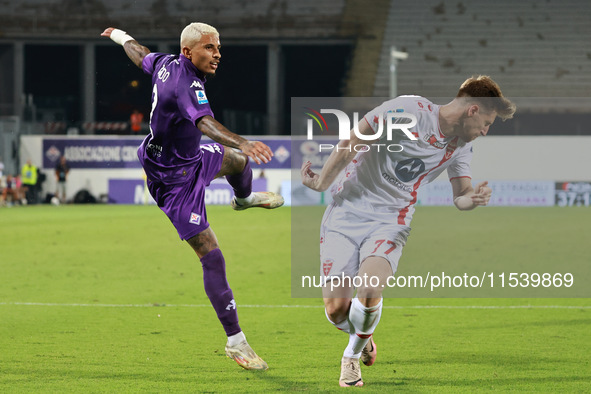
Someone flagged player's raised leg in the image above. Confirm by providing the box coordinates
[187,227,268,370]
[214,146,284,210]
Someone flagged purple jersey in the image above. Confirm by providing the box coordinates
[138,53,215,184]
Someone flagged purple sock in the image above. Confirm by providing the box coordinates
[200,248,241,337]
[225,159,252,199]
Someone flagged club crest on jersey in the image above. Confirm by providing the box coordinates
[196,90,208,104]
[322,259,334,276]
[190,80,203,89]
[189,212,201,225]
[444,137,459,159]
[424,133,446,149]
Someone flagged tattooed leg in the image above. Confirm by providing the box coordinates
[217,148,253,199]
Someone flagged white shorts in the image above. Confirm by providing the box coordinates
[319,202,411,279]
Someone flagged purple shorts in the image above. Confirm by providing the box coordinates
[147,143,225,240]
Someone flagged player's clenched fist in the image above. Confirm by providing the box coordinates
[471,181,492,206]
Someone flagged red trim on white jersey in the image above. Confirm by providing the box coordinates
[449,176,472,181]
[397,137,460,225]
[364,115,372,130]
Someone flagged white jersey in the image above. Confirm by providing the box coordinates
[329,95,473,226]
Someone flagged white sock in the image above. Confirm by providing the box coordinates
[343,297,382,359]
[235,193,254,205]
[227,331,246,346]
[325,308,352,334]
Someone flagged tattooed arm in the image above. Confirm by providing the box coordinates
[198,115,272,165]
[100,27,150,69]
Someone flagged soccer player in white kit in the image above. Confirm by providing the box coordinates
[301,76,516,387]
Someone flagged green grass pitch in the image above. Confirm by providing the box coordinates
[0,204,589,392]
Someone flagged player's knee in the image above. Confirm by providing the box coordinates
[224,149,248,174]
[187,229,220,258]
[324,301,350,323]
[356,285,384,301]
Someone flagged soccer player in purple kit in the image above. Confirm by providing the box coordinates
[101,23,284,371]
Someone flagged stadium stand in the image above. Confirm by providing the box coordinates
[374,0,591,110]
[0,0,348,39]
[0,0,589,135]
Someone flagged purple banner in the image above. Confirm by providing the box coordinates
[42,137,291,170]
[43,138,143,169]
[108,179,150,204]
[108,178,268,205]
[253,139,291,169]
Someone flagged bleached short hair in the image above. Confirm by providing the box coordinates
[180,22,219,49]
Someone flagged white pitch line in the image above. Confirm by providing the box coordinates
[0,302,589,309]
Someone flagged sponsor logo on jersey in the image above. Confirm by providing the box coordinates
[147,143,162,158]
[395,158,426,182]
[196,90,208,104]
[424,133,446,149]
[190,80,203,89]
[382,172,414,192]
[189,212,201,225]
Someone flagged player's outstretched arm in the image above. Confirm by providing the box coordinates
[100,27,150,69]
[197,116,272,165]
[301,119,375,192]
[451,178,492,210]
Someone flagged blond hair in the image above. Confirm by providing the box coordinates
[180,22,219,49]
[457,75,516,120]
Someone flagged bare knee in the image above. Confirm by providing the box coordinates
[324,298,351,324]
[217,148,248,178]
[356,255,392,303]
[356,287,383,306]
